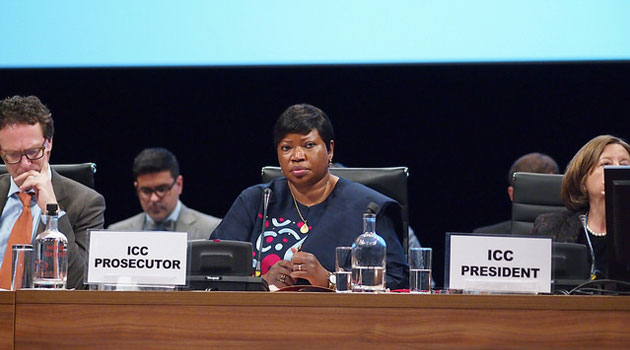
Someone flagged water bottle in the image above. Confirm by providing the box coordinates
[33,203,68,289]
[351,207,386,292]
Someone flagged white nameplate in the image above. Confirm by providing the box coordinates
[447,233,552,294]
[87,230,188,286]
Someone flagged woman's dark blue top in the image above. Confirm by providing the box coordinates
[212,177,409,289]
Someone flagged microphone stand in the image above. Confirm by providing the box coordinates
[257,188,272,277]
[579,214,598,280]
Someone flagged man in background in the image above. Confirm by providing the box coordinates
[473,152,559,234]
[0,95,105,289]
[109,147,220,239]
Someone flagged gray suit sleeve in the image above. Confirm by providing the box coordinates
[58,189,106,289]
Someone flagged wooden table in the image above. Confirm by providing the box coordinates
[5,290,630,349]
[0,292,13,350]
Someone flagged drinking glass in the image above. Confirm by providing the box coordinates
[335,247,352,292]
[11,244,33,290]
[409,247,432,294]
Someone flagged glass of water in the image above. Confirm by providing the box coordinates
[409,247,432,294]
[335,247,353,292]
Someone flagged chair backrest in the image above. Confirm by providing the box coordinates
[511,172,567,234]
[261,166,409,252]
[0,163,97,188]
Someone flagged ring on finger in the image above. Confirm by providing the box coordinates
[297,264,303,271]
[279,273,286,282]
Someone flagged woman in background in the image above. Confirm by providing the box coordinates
[212,104,408,290]
[532,135,630,278]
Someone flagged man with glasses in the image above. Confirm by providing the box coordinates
[109,147,220,239]
[0,95,105,289]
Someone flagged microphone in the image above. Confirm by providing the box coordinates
[578,214,598,280]
[256,188,272,276]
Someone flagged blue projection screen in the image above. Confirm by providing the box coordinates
[2,0,629,68]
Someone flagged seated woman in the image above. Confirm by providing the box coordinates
[212,104,408,290]
[532,135,630,279]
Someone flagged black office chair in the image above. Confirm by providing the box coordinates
[511,172,567,234]
[0,163,97,188]
[261,166,409,253]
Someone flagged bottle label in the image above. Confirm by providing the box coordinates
[34,238,68,285]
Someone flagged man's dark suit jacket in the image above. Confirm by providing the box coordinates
[0,170,105,289]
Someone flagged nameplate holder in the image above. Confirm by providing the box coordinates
[445,233,552,294]
[86,230,188,288]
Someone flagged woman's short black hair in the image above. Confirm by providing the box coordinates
[273,104,335,151]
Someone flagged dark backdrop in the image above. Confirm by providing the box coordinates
[2,61,629,287]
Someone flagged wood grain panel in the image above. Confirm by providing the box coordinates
[13,291,630,350]
[0,292,14,350]
[14,290,630,311]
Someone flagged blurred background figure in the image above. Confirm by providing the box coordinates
[109,147,221,239]
[474,152,559,234]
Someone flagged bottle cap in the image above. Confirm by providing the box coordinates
[365,202,380,215]
[46,203,58,215]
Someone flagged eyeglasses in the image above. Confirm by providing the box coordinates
[137,178,177,199]
[0,140,49,165]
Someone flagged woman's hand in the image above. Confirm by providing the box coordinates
[289,247,329,287]
[263,259,296,288]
